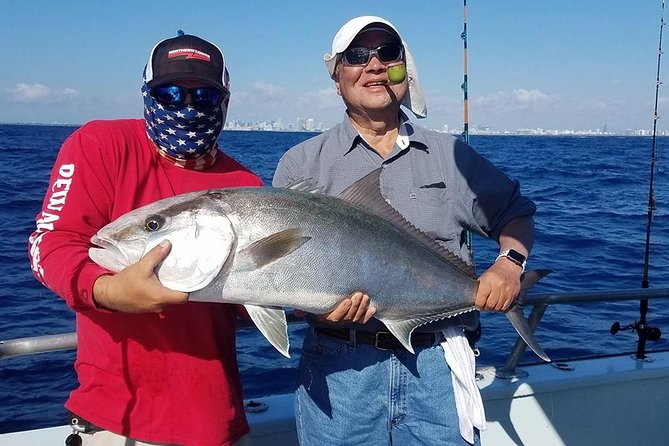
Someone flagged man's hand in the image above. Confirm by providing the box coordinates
[294,291,377,324]
[474,259,523,312]
[478,215,534,311]
[93,240,189,313]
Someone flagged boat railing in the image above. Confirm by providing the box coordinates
[502,287,669,374]
[2,288,668,375]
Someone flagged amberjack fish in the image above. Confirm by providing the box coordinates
[89,169,550,360]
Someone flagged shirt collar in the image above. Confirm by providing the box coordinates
[398,110,430,153]
[338,110,430,157]
[336,110,430,157]
[338,112,363,156]
[396,113,411,150]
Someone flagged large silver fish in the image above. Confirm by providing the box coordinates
[89,169,550,361]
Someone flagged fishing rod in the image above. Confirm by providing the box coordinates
[461,0,470,144]
[637,0,666,359]
[459,0,481,349]
[611,1,664,358]
[461,0,474,262]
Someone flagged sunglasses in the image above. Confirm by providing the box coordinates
[150,84,228,107]
[341,44,404,67]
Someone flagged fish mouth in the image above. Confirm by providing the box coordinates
[88,235,130,273]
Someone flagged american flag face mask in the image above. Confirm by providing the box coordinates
[141,82,225,162]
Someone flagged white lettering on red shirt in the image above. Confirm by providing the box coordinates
[29,163,75,280]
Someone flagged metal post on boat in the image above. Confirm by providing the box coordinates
[0,315,306,361]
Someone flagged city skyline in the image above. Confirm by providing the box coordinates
[1,1,669,133]
[221,117,666,137]
[4,115,663,137]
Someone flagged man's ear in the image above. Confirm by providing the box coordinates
[333,65,342,95]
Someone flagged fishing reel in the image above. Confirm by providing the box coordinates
[610,320,662,341]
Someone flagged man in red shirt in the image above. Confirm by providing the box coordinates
[29,32,261,446]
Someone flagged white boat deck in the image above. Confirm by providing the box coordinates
[3,349,668,446]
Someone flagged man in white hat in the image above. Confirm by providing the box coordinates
[274,16,536,445]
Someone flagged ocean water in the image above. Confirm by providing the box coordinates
[1,124,668,433]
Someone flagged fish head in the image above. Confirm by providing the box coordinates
[89,191,236,292]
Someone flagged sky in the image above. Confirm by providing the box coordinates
[1,0,668,133]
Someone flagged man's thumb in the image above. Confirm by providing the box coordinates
[142,239,172,268]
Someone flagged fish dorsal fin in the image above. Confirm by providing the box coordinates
[338,169,476,279]
[238,228,311,270]
[284,179,322,194]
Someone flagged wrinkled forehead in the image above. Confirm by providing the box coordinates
[349,26,401,49]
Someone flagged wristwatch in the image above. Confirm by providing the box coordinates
[495,249,527,273]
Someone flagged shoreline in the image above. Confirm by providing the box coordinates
[0,122,665,137]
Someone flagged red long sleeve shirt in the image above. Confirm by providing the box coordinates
[28,119,263,446]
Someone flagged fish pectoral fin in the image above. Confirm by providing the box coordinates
[504,304,551,362]
[238,228,311,270]
[244,304,290,358]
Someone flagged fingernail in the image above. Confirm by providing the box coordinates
[159,239,170,248]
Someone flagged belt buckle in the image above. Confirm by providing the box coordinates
[68,413,102,434]
[374,331,394,351]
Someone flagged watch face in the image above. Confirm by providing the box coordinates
[507,249,526,264]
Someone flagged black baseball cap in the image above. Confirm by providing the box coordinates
[145,33,229,92]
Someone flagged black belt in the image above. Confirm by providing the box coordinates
[315,327,443,350]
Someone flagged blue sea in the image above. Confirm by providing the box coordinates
[1,124,668,434]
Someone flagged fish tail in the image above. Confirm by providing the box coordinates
[518,269,552,304]
[504,269,552,362]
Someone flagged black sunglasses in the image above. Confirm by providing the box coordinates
[150,84,228,107]
[341,44,404,66]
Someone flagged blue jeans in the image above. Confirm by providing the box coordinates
[294,327,480,446]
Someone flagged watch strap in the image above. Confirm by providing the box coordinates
[495,249,527,273]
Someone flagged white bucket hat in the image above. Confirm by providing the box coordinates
[324,15,427,118]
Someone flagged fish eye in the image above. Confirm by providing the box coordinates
[144,215,165,232]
